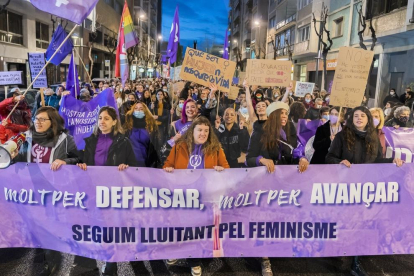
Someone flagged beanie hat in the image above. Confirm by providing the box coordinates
[266,101,290,117]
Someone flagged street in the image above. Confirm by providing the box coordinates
[0,248,414,276]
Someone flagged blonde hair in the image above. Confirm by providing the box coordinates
[123,102,158,134]
[369,107,385,129]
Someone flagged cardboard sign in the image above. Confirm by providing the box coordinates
[294,81,315,97]
[173,81,185,93]
[330,47,374,108]
[246,59,291,87]
[28,53,47,88]
[228,86,239,100]
[238,72,246,81]
[0,71,22,85]
[180,48,236,93]
[173,66,181,81]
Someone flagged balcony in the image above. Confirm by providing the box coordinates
[234,0,240,8]
[293,40,310,55]
[276,46,294,57]
[234,10,240,22]
[275,14,296,30]
[363,8,408,41]
[233,25,240,35]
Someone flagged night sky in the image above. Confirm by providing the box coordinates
[161,0,229,51]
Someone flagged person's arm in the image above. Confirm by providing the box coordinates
[163,145,177,168]
[217,148,230,168]
[243,80,257,122]
[245,131,263,167]
[325,133,343,164]
[0,97,14,114]
[62,135,81,165]
[5,123,28,133]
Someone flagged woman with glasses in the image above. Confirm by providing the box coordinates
[12,106,80,170]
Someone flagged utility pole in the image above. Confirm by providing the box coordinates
[314,9,323,88]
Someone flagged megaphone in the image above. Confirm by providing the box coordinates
[0,133,26,169]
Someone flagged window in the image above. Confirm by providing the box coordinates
[299,0,313,9]
[333,17,343,37]
[114,1,122,14]
[89,30,103,44]
[366,0,408,18]
[36,22,49,49]
[269,16,276,29]
[299,25,310,42]
[300,65,307,82]
[0,10,23,45]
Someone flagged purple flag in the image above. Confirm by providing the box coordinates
[223,29,229,60]
[59,88,117,150]
[2,163,414,261]
[295,119,323,160]
[66,52,80,98]
[167,6,180,64]
[45,25,73,66]
[30,0,99,25]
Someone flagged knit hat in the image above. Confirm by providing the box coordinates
[266,101,290,117]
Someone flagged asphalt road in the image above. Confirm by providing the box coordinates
[0,248,413,276]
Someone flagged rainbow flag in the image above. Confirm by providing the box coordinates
[122,1,139,49]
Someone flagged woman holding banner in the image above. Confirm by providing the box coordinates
[370,108,386,157]
[325,106,404,276]
[311,106,343,164]
[163,116,229,276]
[123,102,159,167]
[245,101,309,173]
[76,106,137,276]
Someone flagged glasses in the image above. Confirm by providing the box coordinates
[34,118,51,123]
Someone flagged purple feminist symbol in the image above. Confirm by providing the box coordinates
[189,155,202,169]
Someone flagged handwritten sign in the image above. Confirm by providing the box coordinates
[228,86,239,100]
[294,81,315,97]
[173,66,181,81]
[238,72,246,81]
[28,53,47,88]
[180,48,236,93]
[330,47,374,108]
[246,60,291,87]
[0,71,22,85]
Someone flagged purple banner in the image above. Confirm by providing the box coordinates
[1,163,414,261]
[59,88,117,150]
[383,127,414,163]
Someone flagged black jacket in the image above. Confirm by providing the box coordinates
[382,94,400,107]
[215,123,249,161]
[304,107,320,121]
[384,117,414,128]
[246,121,298,167]
[311,121,343,164]
[325,130,391,164]
[82,133,138,167]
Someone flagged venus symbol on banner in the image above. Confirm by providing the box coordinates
[189,155,202,169]
[55,0,69,7]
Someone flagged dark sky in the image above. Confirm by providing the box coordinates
[161,0,229,51]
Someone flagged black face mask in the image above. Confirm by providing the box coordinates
[127,100,135,106]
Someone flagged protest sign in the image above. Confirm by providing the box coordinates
[294,81,315,97]
[180,48,236,93]
[0,71,22,85]
[228,86,239,100]
[330,47,374,108]
[238,72,246,81]
[28,53,48,88]
[172,81,185,93]
[59,88,117,150]
[173,65,181,81]
[2,163,414,261]
[245,59,291,87]
[383,127,414,163]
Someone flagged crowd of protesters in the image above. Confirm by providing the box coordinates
[0,77,411,276]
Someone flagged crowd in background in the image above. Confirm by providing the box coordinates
[0,76,412,276]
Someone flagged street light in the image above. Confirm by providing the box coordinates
[233,39,237,43]
[158,35,162,40]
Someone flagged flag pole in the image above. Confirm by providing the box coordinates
[6,24,78,121]
[73,46,93,86]
[72,50,78,99]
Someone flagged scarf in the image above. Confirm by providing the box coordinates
[133,117,147,129]
[32,129,56,147]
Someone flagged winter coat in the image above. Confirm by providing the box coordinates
[382,94,400,107]
[384,117,414,128]
[304,107,320,121]
[15,131,80,164]
[311,121,343,164]
[325,130,391,164]
[127,128,159,168]
[215,123,249,162]
[82,133,138,167]
[246,121,298,167]
[0,121,28,144]
[163,142,229,169]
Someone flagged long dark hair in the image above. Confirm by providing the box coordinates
[261,109,290,151]
[30,106,66,140]
[343,106,378,158]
